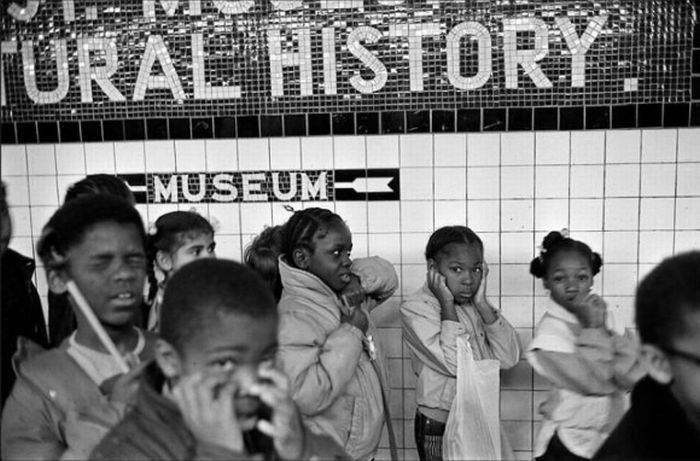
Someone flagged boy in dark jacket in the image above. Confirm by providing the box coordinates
[594,251,700,460]
[91,259,347,460]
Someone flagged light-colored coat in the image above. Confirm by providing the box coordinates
[401,284,520,420]
[277,256,397,460]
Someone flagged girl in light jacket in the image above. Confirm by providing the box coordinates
[245,208,398,460]
[401,226,520,461]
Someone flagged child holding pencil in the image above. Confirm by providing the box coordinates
[1,194,157,460]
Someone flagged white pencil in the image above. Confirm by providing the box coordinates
[66,280,130,373]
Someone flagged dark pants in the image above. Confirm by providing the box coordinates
[536,433,590,461]
[414,411,446,461]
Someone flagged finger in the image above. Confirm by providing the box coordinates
[256,419,276,438]
[257,367,290,393]
[123,359,150,380]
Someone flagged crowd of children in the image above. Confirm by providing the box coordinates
[1,175,699,461]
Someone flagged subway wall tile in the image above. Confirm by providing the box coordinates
[641,129,677,163]
[3,128,700,461]
[2,145,27,175]
[26,144,56,175]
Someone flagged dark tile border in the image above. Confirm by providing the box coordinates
[4,102,699,144]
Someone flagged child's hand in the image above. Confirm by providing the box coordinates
[574,292,607,329]
[340,273,365,310]
[341,306,369,334]
[172,369,244,454]
[102,359,149,403]
[427,268,454,310]
[473,261,490,307]
[249,367,305,460]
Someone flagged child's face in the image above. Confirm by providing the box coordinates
[63,222,146,328]
[544,250,593,312]
[667,309,700,429]
[432,242,483,305]
[307,222,353,293]
[173,311,278,430]
[167,232,216,273]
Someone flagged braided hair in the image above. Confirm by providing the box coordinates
[530,230,602,279]
[244,207,344,300]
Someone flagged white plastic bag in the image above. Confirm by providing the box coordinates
[442,337,503,460]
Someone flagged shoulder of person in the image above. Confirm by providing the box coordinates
[400,286,440,316]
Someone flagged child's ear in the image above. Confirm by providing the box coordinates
[292,247,311,270]
[426,259,436,271]
[641,344,673,385]
[155,250,174,273]
[47,269,68,295]
[154,339,183,380]
[542,279,551,291]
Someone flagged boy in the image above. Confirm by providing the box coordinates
[594,251,700,460]
[90,258,347,460]
[1,194,156,460]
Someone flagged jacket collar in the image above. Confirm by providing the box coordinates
[2,248,36,279]
[544,297,580,325]
[279,256,343,318]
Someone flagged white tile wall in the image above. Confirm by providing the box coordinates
[3,128,699,460]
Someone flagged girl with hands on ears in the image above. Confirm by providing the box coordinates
[527,231,647,461]
[401,226,520,461]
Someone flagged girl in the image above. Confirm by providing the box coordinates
[146,211,216,332]
[527,230,646,461]
[400,226,521,461]
[246,207,398,460]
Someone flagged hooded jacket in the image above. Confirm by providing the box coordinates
[276,256,397,460]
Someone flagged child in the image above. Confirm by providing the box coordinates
[594,251,700,460]
[246,207,398,460]
[1,182,49,408]
[1,194,157,460]
[244,225,284,302]
[527,231,646,461]
[90,259,348,460]
[145,211,216,332]
[400,226,521,461]
[50,174,136,347]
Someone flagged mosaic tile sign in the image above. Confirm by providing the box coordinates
[1,0,695,121]
[120,168,401,203]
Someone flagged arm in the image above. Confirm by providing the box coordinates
[400,296,465,377]
[610,331,647,390]
[278,311,363,416]
[351,257,398,307]
[527,328,618,395]
[1,377,66,461]
[482,313,521,369]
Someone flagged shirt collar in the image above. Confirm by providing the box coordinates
[545,298,580,325]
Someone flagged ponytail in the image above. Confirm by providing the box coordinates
[244,225,285,302]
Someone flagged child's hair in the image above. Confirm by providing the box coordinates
[37,194,146,272]
[64,174,135,205]
[530,231,603,279]
[160,258,277,352]
[635,251,700,350]
[425,226,483,261]
[244,225,284,302]
[244,207,345,293]
[146,211,215,303]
